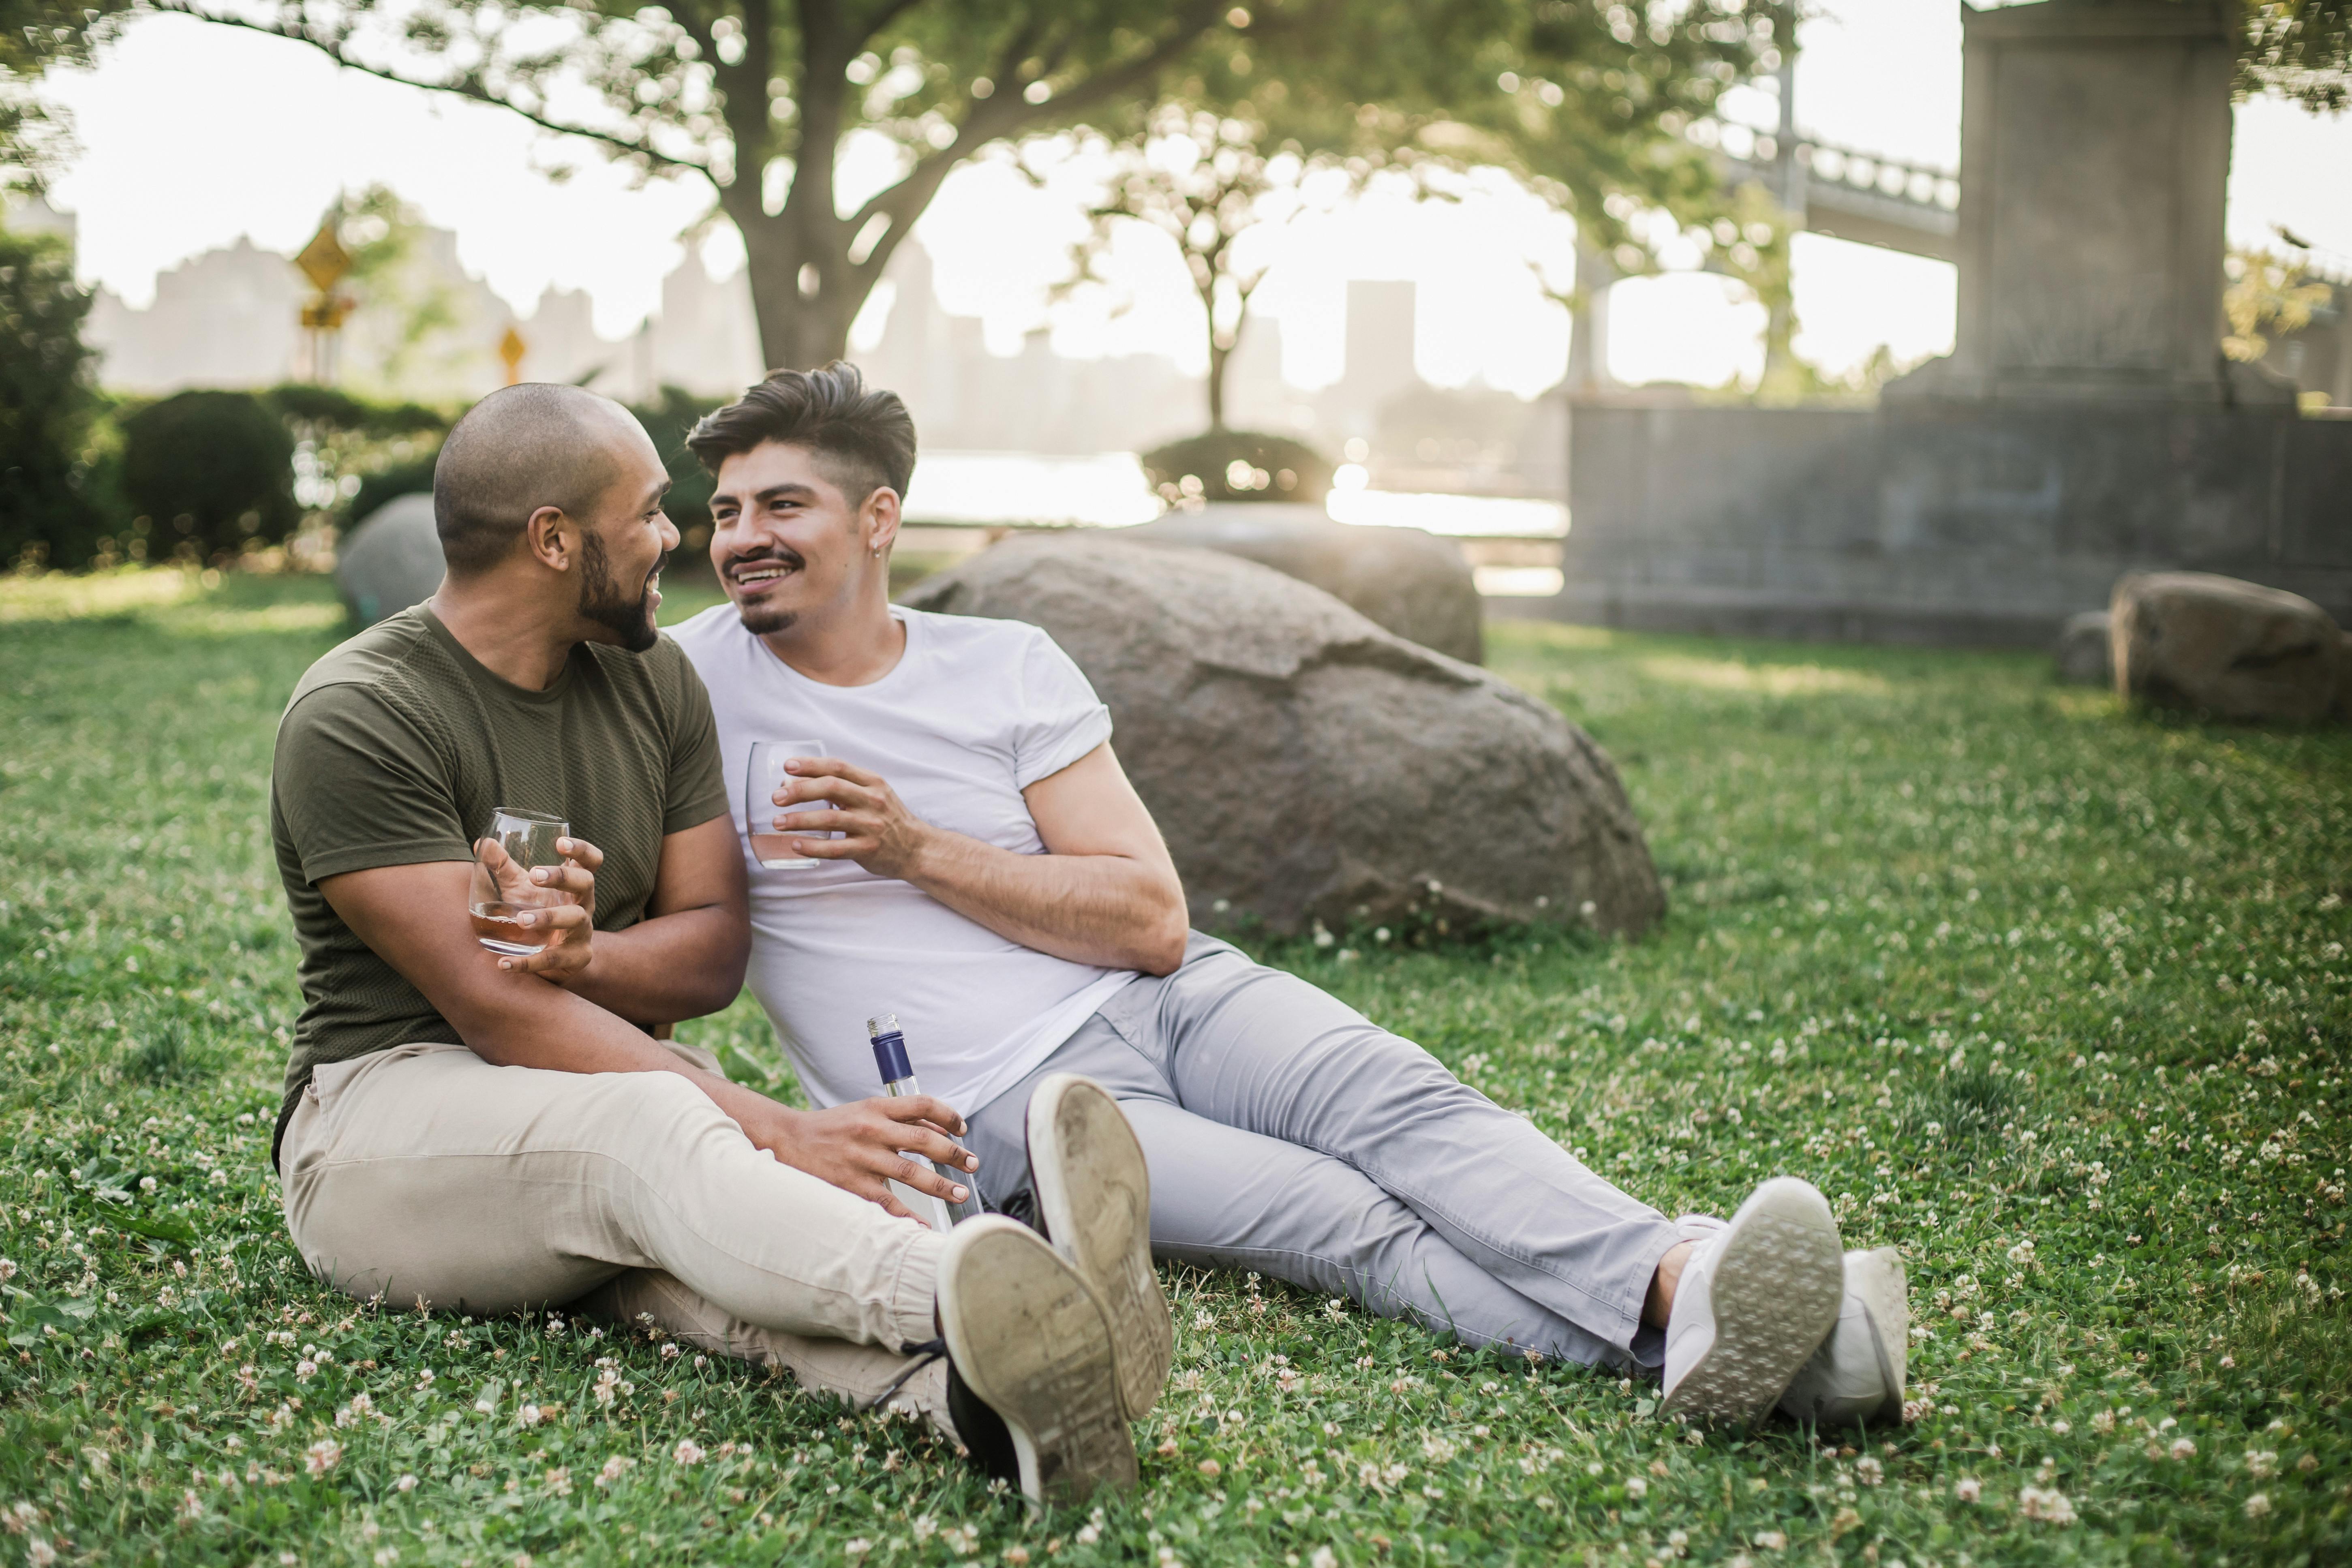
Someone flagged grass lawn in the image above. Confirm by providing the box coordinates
[1,568,2347,1568]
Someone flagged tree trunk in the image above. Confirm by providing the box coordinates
[732,201,867,373]
[1207,338,1230,431]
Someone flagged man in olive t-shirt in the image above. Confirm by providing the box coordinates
[263,385,1159,1494]
[269,597,729,1159]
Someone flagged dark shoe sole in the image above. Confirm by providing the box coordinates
[936,1216,1138,1506]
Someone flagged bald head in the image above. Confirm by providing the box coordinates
[432,384,649,575]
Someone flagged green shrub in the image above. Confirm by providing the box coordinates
[0,224,115,569]
[301,384,723,551]
[120,390,298,563]
[629,385,725,550]
[347,447,441,525]
[1141,430,1333,508]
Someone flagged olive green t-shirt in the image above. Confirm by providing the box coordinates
[268,604,730,1162]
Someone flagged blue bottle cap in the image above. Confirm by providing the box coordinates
[867,1013,913,1084]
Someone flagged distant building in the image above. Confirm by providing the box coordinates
[1316,279,1419,441]
[41,199,1564,490]
[86,236,304,392]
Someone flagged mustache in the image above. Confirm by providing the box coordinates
[724,545,806,580]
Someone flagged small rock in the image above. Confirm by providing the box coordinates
[335,493,445,628]
[2110,571,2342,723]
[2053,610,2111,686]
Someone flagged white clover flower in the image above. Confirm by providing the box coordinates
[1855,1457,1883,1485]
[303,1440,342,1476]
[1753,1531,1787,1551]
[2245,1493,2271,1519]
[396,1475,417,1493]
[673,1439,706,1466]
[2245,1450,2278,1478]
[1954,1477,1982,1503]
[2170,1438,2196,1460]
[1624,1476,1648,1498]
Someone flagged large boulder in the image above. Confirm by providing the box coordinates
[2053,610,2112,686]
[1125,504,1484,664]
[901,535,1662,937]
[2110,572,2342,723]
[335,493,445,627]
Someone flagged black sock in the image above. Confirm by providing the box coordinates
[991,1182,1044,1236]
[946,1357,1019,1485]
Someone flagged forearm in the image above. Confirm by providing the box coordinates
[554,905,748,1023]
[449,973,779,1130]
[906,829,1188,974]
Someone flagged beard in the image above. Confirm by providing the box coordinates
[578,527,663,653]
[725,545,805,636]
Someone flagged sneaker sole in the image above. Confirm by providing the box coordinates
[936,1217,1138,1506]
[1027,1073,1173,1421]
[1659,1178,1843,1424]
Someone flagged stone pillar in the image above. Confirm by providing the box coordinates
[1888,0,2292,407]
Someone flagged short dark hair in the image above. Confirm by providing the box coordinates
[686,362,916,505]
[433,383,632,575]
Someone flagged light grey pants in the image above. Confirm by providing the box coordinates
[965,935,1681,1371]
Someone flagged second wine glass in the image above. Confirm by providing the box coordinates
[745,740,828,871]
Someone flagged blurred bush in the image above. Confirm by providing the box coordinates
[265,383,448,530]
[120,391,300,563]
[1141,430,1332,509]
[629,386,726,556]
[0,224,117,571]
[321,385,722,565]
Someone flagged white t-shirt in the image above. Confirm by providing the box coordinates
[670,603,1137,1117]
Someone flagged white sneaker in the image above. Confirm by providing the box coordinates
[1025,1073,1173,1421]
[1657,1176,1844,1424]
[1778,1247,1908,1429]
[934,1215,1138,1506]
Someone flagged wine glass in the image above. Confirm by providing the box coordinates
[745,740,829,870]
[469,808,573,955]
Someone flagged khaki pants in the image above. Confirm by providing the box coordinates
[279,1041,954,1435]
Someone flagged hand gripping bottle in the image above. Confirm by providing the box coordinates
[867,1013,977,1233]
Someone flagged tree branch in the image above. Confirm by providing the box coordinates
[848,0,924,54]
[845,3,1220,269]
[147,0,714,178]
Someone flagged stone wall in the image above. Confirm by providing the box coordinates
[1545,400,2352,646]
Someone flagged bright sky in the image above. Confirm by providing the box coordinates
[36,0,2352,394]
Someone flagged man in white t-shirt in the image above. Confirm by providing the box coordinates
[672,364,1911,1430]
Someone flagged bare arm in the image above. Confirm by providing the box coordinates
[771,742,1190,975]
[316,857,977,1216]
[514,815,751,1025]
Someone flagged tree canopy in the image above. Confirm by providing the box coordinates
[118,0,1789,369]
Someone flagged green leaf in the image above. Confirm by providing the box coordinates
[96,1204,198,1247]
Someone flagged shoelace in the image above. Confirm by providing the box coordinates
[860,1337,949,1412]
